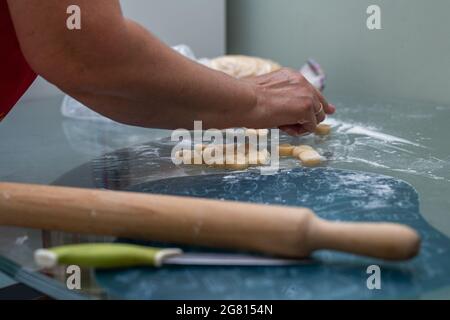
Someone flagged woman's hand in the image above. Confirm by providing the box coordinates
[244,68,336,135]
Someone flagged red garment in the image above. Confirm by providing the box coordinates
[0,0,37,121]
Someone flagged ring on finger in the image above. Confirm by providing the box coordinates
[315,103,324,116]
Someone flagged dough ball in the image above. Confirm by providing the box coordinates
[257,129,269,138]
[298,150,322,167]
[247,148,259,165]
[175,150,183,160]
[277,144,295,157]
[224,162,249,170]
[194,144,207,153]
[315,124,332,136]
[257,149,271,165]
[245,128,258,137]
[292,145,314,157]
[203,145,226,164]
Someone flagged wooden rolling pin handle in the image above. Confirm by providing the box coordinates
[308,219,421,261]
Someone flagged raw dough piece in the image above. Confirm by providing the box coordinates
[202,146,223,165]
[209,55,281,79]
[292,145,314,157]
[257,149,271,165]
[204,144,248,157]
[176,138,271,170]
[277,144,295,157]
[315,124,332,136]
[194,144,207,153]
[247,148,258,165]
[201,145,250,170]
[222,162,249,170]
[257,129,269,138]
[298,150,322,167]
[245,128,258,135]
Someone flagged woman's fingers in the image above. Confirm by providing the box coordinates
[246,68,335,132]
[302,107,318,133]
[315,89,335,115]
[277,94,320,133]
[297,98,318,133]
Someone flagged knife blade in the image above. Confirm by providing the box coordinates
[34,243,314,269]
[163,253,313,267]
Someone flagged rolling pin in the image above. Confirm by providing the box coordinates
[0,182,420,260]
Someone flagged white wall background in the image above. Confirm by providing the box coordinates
[228,0,450,105]
[21,0,225,101]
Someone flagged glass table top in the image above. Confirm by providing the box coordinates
[1,94,449,299]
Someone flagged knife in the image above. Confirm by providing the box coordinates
[34,243,313,269]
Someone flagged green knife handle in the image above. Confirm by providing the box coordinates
[34,243,182,269]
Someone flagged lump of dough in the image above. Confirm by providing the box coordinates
[292,145,314,157]
[277,144,295,157]
[245,129,258,138]
[176,139,271,170]
[194,144,207,153]
[223,162,249,170]
[209,55,281,79]
[247,149,258,165]
[257,129,269,138]
[203,146,223,165]
[315,124,331,136]
[298,150,322,167]
[257,149,271,165]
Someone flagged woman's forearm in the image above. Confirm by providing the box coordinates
[66,20,257,129]
[9,0,333,132]
[9,0,256,129]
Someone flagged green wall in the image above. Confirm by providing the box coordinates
[227,0,450,105]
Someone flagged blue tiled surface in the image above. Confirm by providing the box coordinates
[96,168,450,299]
